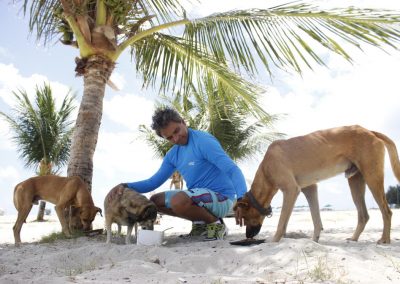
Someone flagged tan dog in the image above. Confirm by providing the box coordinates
[234,125,400,244]
[13,175,102,246]
[104,186,157,244]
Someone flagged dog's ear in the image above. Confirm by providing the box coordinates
[96,207,103,217]
[142,205,157,220]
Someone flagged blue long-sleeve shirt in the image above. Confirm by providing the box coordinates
[126,128,247,200]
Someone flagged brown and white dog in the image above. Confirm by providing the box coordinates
[234,125,400,244]
[104,185,158,244]
[13,175,102,246]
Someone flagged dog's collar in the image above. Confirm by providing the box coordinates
[247,191,273,218]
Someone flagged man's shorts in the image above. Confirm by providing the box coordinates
[164,188,234,218]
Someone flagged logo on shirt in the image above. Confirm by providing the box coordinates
[188,161,195,166]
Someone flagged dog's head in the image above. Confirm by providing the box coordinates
[79,206,102,231]
[120,190,158,228]
[137,205,157,230]
[234,193,272,238]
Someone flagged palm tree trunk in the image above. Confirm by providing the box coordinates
[67,55,115,230]
[36,160,52,221]
[36,201,46,221]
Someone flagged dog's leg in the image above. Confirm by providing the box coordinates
[135,223,138,239]
[302,184,323,242]
[13,204,33,246]
[273,184,300,242]
[368,184,392,244]
[55,204,71,237]
[359,143,392,244]
[347,172,369,242]
[363,173,392,244]
[105,216,113,244]
[126,224,134,245]
[117,224,122,237]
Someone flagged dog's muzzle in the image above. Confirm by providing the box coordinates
[246,224,262,238]
[140,220,154,230]
[82,222,92,231]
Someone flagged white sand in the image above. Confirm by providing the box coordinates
[1,209,400,283]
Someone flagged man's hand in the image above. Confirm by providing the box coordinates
[235,206,244,227]
[108,183,126,200]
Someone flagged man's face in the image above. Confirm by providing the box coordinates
[159,121,188,145]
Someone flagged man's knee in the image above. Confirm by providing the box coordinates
[150,193,165,208]
[170,192,191,210]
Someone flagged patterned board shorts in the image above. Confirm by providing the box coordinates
[164,188,234,218]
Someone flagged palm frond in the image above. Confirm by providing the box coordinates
[184,3,400,75]
[20,0,61,44]
[133,33,267,118]
[137,0,188,24]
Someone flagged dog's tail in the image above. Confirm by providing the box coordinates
[372,131,400,182]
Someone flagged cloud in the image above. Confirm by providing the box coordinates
[0,47,13,61]
[94,129,161,180]
[0,63,76,110]
[109,71,126,91]
[0,64,47,106]
[261,46,400,137]
[103,92,155,130]
[0,166,19,180]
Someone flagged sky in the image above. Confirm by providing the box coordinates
[0,0,400,216]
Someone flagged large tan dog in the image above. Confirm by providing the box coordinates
[234,125,400,244]
[13,175,102,245]
[104,186,157,244]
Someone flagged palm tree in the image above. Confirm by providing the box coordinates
[0,83,75,220]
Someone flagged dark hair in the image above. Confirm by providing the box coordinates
[151,107,183,136]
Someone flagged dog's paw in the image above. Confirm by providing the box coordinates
[377,238,390,245]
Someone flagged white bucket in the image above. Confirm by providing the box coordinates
[137,230,164,246]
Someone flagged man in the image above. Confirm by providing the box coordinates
[114,107,247,241]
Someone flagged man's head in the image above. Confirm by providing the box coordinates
[151,107,188,145]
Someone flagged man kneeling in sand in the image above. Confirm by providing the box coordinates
[110,107,246,241]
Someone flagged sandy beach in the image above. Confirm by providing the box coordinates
[1,209,400,283]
